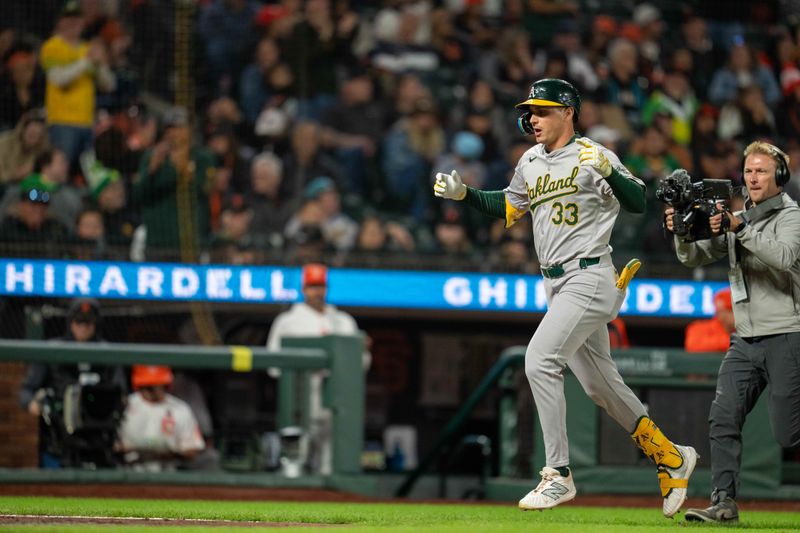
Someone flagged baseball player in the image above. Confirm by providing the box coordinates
[117,365,205,471]
[434,79,697,516]
[266,263,371,475]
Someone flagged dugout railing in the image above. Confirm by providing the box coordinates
[1,338,798,500]
[0,335,365,484]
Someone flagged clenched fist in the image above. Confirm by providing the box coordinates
[433,170,467,201]
[576,137,612,177]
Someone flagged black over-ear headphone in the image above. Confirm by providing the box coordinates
[774,147,790,186]
[742,143,791,186]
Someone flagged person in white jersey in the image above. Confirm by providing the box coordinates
[116,365,205,471]
[266,263,371,475]
[433,78,697,517]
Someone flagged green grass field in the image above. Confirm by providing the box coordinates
[1,496,799,532]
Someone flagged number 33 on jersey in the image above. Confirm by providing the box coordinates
[503,136,644,268]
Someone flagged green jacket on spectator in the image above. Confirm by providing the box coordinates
[133,146,214,252]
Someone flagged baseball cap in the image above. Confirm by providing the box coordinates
[19,174,56,204]
[618,22,642,42]
[593,15,617,36]
[440,204,465,225]
[132,365,174,390]
[697,103,719,119]
[302,263,328,288]
[83,154,121,200]
[714,288,733,311]
[255,4,289,27]
[224,193,252,214]
[304,176,336,200]
[67,298,100,323]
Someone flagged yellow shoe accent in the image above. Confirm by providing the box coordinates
[658,469,689,498]
[630,416,683,469]
[616,258,641,290]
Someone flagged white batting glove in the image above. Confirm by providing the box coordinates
[576,137,612,177]
[433,170,467,201]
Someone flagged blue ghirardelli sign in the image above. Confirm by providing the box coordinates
[1,259,727,317]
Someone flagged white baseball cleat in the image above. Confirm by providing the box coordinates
[518,467,577,510]
[660,444,698,518]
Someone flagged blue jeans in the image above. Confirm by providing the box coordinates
[48,124,93,171]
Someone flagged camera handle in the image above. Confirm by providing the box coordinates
[720,213,731,233]
[710,202,731,233]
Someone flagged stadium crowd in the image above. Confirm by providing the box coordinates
[1,0,800,274]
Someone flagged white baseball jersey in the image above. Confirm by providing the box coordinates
[266,302,369,475]
[266,302,359,351]
[504,137,642,267]
[118,392,205,456]
[266,301,370,375]
[500,135,652,470]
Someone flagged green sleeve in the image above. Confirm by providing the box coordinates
[606,168,646,214]
[133,150,178,205]
[463,187,506,219]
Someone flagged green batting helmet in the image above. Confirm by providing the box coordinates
[515,78,582,118]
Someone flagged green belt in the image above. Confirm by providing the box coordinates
[541,257,601,279]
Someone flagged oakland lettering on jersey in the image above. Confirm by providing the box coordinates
[527,166,580,209]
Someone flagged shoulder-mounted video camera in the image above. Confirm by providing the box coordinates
[655,169,733,241]
[41,381,125,467]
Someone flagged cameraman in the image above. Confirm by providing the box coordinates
[665,141,800,523]
[18,298,126,467]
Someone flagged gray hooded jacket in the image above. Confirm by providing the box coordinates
[674,193,800,337]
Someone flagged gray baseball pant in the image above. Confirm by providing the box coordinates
[525,259,647,468]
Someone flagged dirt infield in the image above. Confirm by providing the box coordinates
[0,485,360,527]
[0,514,329,528]
[1,483,800,512]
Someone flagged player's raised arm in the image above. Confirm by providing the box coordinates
[576,137,646,214]
[433,170,527,228]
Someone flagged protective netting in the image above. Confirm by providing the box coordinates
[0,0,798,477]
[3,0,789,288]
